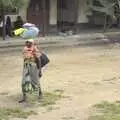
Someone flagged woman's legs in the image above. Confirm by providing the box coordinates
[19,84,27,103]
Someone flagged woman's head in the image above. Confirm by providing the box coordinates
[17,16,22,21]
[25,39,34,47]
[6,16,11,23]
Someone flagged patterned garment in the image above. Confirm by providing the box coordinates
[22,60,40,93]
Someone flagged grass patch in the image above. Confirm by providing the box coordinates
[46,106,60,112]
[62,116,74,120]
[0,90,64,119]
[0,107,37,120]
[26,90,64,108]
[0,92,9,96]
[40,90,64,107]
[88,101,120,120]
[104,31,120,36]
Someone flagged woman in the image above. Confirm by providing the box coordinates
[6,16,13,37]
[14,16,24,29]
[19,39,42,103]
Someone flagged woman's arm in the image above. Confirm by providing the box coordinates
[22,47,30,59]
[34,46,42,57]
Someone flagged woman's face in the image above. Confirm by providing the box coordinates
[26,41,32,48]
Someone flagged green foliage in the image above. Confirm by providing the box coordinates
[87,0,120,30]
[0,0,27,10]
[26,90,64,107]
[0,90,64,119]
[88,101,120,120]
[87,0,117,17]
[0,107,37,120]
[40,90,64,107]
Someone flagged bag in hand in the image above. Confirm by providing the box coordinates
[40,53,50,68]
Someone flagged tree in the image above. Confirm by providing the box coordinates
[87,0,120,31]
[0,0,27,40]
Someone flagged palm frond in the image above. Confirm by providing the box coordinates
[0,0,26,9]
[88,0,116,18]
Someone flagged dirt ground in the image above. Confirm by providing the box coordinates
[1,44,120,120]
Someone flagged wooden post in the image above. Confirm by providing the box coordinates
[1,7,6,40]
[103,14,107,32]
[2,12,5,40]
[1,0,6,40]
[74,0,79,34]
[42,0,47,37]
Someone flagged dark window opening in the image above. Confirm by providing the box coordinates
[58,0,67,9]
[28,0,43,11]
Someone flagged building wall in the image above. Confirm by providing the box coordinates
[6,0,28,22]
[49,0,89,25]
[14,0,89,27]
[77,0,88,23]
[5,9,26,24]
[57,0,77,22]
[49,0,57,25]
[19,0,29,21]
[19,9,27,21]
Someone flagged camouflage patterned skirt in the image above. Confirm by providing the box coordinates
[22,60,40,93]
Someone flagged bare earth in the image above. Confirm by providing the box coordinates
[1,44,120,120]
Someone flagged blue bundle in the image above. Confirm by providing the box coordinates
[21,27,40,39]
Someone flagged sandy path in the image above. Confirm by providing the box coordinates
[0,45,120,120]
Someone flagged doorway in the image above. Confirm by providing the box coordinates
[27,0,50,35]
[57,0,78,33]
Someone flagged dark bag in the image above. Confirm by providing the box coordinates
[40,53,50,68]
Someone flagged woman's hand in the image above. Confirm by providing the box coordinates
[23,54,32,59]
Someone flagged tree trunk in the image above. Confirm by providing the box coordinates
[74,0,79,34]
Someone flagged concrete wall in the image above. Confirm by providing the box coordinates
[8,9,27,22]
[77,0,88,23]
[49,0,57,25]
[7,0,29,22]
[6,9,26,23]
[18,9,27,21]
[20,0,29,21]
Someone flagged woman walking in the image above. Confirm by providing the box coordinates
[6,16,13,37]
[19,39,42,103]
